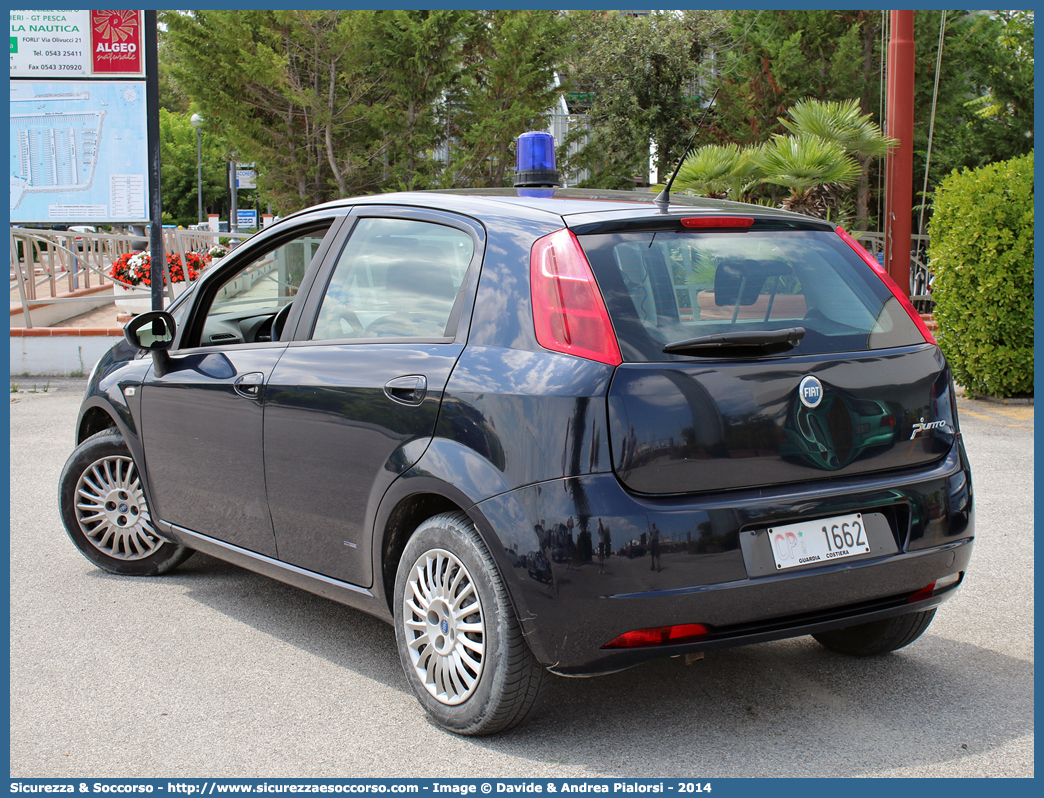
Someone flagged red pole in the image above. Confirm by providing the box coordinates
[884,10,915,296]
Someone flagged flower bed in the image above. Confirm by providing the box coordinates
[109,250,211,311]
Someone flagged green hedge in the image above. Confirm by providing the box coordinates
[928,151,1034,397]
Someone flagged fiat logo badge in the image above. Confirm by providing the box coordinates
[799,376,824,409]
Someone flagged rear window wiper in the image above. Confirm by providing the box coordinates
[662,326,805,356]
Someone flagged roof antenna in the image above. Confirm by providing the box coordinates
[653,88,719,214]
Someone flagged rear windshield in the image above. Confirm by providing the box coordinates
[578,229,924,361]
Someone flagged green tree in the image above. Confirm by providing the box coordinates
[673,98,889,220]
[157,38,190,115]
[368,10,474,191]
[911,10,1034,229]
[161,10,384,214]
[756,134,860,219]
[671,143,763,200]
[711,10,1034,230]
[158,109,231,227]
[558,10,727,188]
[713,10,884,146]
[779,98,896,223]
[445,11,570,187]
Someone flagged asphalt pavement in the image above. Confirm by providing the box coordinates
[8,380,1034,778]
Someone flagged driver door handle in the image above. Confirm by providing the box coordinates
[234,372,265,399]
[385,375,427,406]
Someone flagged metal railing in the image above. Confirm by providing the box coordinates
[10,226,255,327]
[849,231,934,311]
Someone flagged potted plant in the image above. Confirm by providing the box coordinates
[110,250,209,311]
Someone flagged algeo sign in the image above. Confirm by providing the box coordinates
[91,10,142,74]
[9,10,144,77]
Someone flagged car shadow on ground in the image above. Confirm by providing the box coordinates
[489,637,1032,776]
[90,551,1033,777]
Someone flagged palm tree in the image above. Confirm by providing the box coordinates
[778,98,897,226]
[755,133,860,219]
[671,143,763,201]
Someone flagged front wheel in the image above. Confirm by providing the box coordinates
[393,512,549,735]
[58,428,194,576]
[812,609,936,656]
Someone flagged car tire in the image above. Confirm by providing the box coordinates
[812,609,937,656]
[58,428,194,576]
[393,511,549,735]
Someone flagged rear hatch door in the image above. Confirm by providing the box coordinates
[575,217,956,495]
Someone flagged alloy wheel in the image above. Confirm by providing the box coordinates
[402,548,485,705]
[74,455,163,561]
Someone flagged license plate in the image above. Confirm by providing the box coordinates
[767,513,871,571]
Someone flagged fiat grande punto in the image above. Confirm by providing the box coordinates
[60,186,973,735]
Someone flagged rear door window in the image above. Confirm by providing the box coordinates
[578,230,923,361]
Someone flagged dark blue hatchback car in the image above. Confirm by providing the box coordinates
[60,187,973,734]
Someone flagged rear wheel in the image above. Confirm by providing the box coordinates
[812,609,936,656]
[393,512,549,735]
[58,429,194,576]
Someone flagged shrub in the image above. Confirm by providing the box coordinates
[928,151,1034,397]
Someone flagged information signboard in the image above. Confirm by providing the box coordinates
[10,10,149,223]
[237,209,258,229]
[10,80,149,223]
[10,10,145,78]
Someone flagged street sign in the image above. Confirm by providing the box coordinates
[236,169,256,189]
[237,209,258,229]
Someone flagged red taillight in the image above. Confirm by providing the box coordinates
[530,228,622,366]
[908,582,937,603]
[602,623,709,649]
[680,216,755,229]
[836,227,937,345]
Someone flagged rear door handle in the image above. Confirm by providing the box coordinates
[384,375,427,406]
[234,372,265,399]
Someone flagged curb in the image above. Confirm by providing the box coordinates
[963,394,1033,406]
[954,385,1033,406]
[10,327,124,337]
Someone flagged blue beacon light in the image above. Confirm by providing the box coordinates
[514,131,559,198]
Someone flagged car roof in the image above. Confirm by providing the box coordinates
[297,187,822,228]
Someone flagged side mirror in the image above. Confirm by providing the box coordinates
[124,311,177,377]
[123,311,176,351]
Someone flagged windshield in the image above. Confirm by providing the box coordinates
[577,229,923,361]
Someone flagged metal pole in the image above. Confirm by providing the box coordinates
[196,128,203,225]
[12,230,33,329]
[145,10,164,311]
[230,159,239,235]
[884,9,915,297]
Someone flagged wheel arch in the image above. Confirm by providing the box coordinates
[77,403,119,444]
[378,489,465,616]
[74,383,155,517]
[371,471,552,665]
[76,393,140,453]
[372,437,515,607]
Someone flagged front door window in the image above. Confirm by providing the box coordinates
[312,218,474,341]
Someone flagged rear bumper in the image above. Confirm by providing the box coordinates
[548,540,970,674]
[471,440,974,672]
